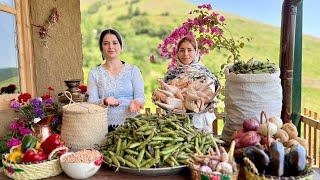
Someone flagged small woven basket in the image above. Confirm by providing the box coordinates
[189,164,239,180]
[1,154,62,180]
[61,102,108,150]
[244,157,314,180]
[244,167,313,180]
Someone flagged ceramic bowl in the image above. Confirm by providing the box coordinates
[59,151,102,179]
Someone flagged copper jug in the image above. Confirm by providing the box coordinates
[34,115,54,142]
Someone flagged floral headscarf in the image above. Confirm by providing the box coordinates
[165,36,219,88]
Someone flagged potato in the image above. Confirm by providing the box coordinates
[281,122,298,139]
[283,139,299,148]
[274,129,289,143]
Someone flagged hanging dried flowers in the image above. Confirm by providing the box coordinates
[33,7,60,47]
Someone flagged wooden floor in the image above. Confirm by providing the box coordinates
[1,164,320,180]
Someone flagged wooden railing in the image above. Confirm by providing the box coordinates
[301,108,320,167]
[212,109,224,135]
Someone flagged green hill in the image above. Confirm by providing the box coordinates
[81,0,320,112]
[0,68,18,82]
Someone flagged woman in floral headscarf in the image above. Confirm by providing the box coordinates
[164,35,220,132]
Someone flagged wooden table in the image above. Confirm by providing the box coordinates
[0,164,189,180]
[1,165,319,179]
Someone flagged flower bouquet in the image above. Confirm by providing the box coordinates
[0,87,62,164]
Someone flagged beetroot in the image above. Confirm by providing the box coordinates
[243,118,260,131]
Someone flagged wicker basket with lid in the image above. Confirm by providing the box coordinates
[61,102,108,150]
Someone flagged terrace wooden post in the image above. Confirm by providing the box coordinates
[279,0,302,123]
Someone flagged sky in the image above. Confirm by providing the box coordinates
[189,0,319,38]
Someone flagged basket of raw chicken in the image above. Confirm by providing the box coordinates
[152,73,219,114]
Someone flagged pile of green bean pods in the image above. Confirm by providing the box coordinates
[99,113,220,169]
[229,59,277,74]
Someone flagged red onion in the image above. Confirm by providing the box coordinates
[232,129,246,140]
[238,131,261,148]
[243,118,260,131]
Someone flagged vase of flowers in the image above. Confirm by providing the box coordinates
[0,87,61,164]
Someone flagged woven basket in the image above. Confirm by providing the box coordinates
[244,157,314,180]
[61,102,108,150]
[190,164,239,180]
[244,166,313,180]
[1,154,62,180]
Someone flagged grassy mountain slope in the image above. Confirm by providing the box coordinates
[81,0,320,112]
[0,68,18,82]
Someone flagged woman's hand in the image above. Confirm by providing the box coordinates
[103,97,120,106]
[129,100,144,113]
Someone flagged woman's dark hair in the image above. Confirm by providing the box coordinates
[176,36,197,52]
[99,29,123,59]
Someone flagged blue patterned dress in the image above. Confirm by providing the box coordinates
[87,63,145,126]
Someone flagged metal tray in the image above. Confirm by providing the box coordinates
[103,161,187,176]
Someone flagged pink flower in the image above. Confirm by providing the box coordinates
[197,4,212,10]
[211,26,223,35]
[9,121,23,131]
[6,138,22,148]
[19,127,33,136]
[219,16,225,22]
[212,12,219,17]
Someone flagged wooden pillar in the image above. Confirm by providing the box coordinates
[279,0,302,123]
[292,1,303,132]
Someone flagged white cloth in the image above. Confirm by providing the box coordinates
[192,112,216,132]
